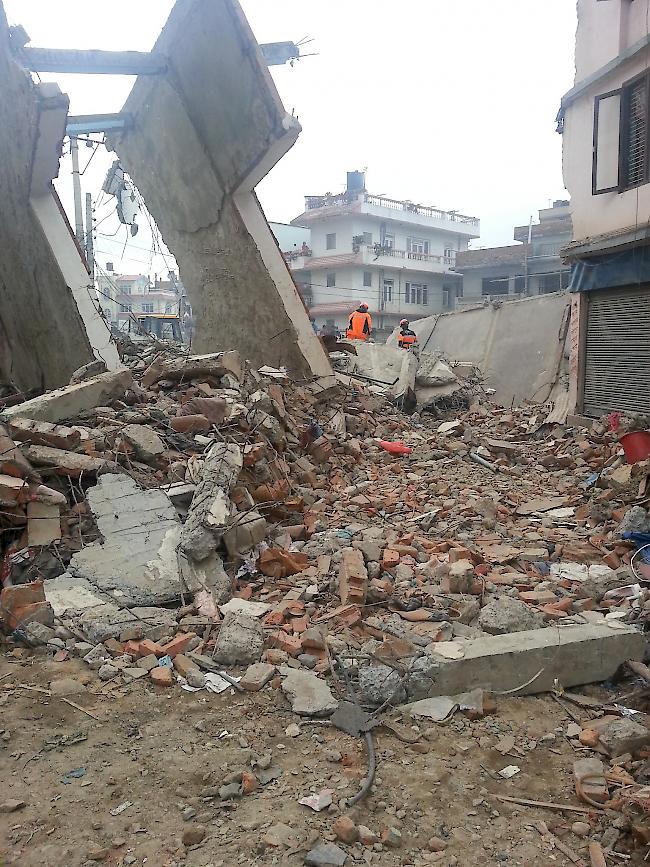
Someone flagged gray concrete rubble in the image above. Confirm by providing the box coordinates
[358,664,407,707]
[478,596,546,635]
[108,0,331,379]
[180,443,243,562]
[280,666,339,717]
[408,623,644,698]
[69,473,183,607]
[387,291,571,409]
[1,369,134,423]
[212,611,265,666]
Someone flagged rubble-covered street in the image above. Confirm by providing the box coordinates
[2,341,650,867]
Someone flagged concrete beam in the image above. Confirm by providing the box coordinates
[259,41,300,66]
[1,369,133,423]
[66,113,133,136]
[423,623,644,698]
[108,0,331,379]
[19,46,167,75]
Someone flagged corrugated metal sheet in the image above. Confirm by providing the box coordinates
[583,286,650,417]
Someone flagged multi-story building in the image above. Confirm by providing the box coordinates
[96,268,182,329]
[455,201,573,304]
[559,0,650,418]
[286,172,480,337]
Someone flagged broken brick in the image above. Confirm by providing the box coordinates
[162,633,196,658]
[338,548,368,606]
[150,666,173,687]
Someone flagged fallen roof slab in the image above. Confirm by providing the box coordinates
[69,473,183,608]
[108,0,331,380]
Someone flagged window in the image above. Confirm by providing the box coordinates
[363,271,373,287]
[326,272,336,287]
[593,71,650,193]
[444,247,455,263]
[326,233,336,250]
[142,303,154,313]
[383,233,395,249]
[407,237,430,258]
[482,277,509,296]
[120,303,132,312]
[514,276,526,293]
[362,232,373,245]
[383,280,393,302]
[165,302,174,314]
[405,283,427,305]
[539,272,571,293]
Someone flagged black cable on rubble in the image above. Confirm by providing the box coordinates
[332,651,376,806]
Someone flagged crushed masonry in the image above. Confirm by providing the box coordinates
[0,335,649,861]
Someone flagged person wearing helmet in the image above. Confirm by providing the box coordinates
[346,302,372,341]
[398,318,417,349]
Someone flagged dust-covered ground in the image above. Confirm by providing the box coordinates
[1,653,640,867]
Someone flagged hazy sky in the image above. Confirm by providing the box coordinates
[4,0,577,278]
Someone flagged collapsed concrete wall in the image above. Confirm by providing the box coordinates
[391,292,571,407]
[109,0,331,379]
[0,7,100,392]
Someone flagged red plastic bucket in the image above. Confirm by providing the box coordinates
[620,431,650,464]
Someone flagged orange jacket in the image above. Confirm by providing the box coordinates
[398,328,417,349]
[346,309,372,340]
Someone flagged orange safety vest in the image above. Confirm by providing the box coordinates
[346,310,372,340]
[398,330,417,349]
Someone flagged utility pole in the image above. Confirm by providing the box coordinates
[85,192,95,282]
[70,137,84,246]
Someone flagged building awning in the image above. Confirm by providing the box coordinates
[570,246,650,292]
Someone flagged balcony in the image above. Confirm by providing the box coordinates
[361,245,458,274]
[299,191,479,237]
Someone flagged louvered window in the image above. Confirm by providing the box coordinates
[593,72,650,194]
[621,74,649,188]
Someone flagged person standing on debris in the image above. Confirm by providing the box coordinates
[398,318,417,349]
[346,302,372,341]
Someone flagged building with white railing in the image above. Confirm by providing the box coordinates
[284,171,479,337]
[454,201,573,305]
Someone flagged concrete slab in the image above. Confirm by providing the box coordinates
[2,369,133,423]
[43,572,109,616]
[69,473,183,607]
[396,292,570,407]
[418,623,645,698]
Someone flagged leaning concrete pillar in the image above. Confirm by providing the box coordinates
[108,0,331,378]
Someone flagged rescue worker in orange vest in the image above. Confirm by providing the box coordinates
[346,302,372,340]
[398,318,417,349]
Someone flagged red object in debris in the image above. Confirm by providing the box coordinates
[379,440,412,456]
[608,412,622,433]
[620,431,650,464]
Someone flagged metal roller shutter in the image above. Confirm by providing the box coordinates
[583,285,650,417]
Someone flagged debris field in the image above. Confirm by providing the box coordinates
[1,338,650,867]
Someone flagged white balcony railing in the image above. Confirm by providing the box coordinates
[366,245,456,267]
[303,191,479,227]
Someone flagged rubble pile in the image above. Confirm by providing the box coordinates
[1,344,650,861]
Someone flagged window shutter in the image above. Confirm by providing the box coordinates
[592,89,621,194]
[622,75,649,188]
